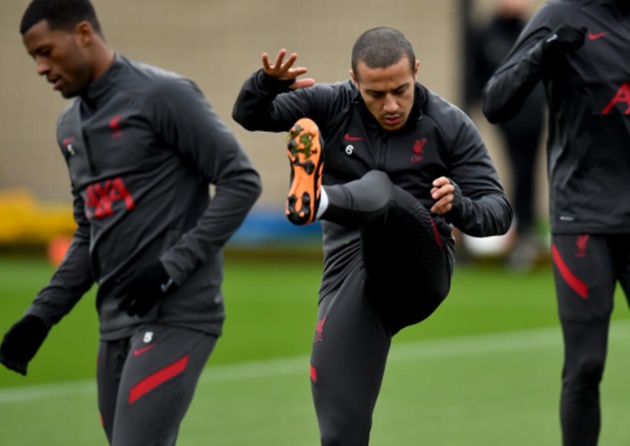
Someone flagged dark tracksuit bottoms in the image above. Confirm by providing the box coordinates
[552,234,630,446]
[311,170,453,446]
[97,324,217,446]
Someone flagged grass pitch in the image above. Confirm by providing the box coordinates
[0,254,629,445]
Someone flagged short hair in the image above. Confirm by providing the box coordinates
[351,27,416,79]
[20,0,102,35]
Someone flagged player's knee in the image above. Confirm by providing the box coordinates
[316,403,370,446]
[362,170,395,196]
[566,357,605,387]
[320,424,369,446]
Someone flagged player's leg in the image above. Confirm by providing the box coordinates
[323,170,453,333]
[97,339,128,444]
[502,128,542,270]
[311,263,391,446]
[552,234,616,446]
[616,233,630,321]
[285,118,452,334]
[110,325,217,446]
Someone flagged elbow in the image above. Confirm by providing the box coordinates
[493,200,514,236]
[231,106,249,130]
[253,177,263,201]
[481,103,502,124]
[481,93,508,124]
[481,82,510,124]
[249,173,263,202]
[231,102,258,132]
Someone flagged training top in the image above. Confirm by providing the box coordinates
[483,0,630,234]
[25,54,262,340]
[233,70,512,287]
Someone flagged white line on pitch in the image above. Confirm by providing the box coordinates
[1,321,629,404]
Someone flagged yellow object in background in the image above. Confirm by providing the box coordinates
[0,189,75,245]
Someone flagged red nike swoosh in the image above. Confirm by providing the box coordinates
[344,133,364,141]
[133,345,155,356]
[63,137,74,145]
[588,32,607,40]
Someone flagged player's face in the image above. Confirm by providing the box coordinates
[351,57,419,132]
[22,20,93,98]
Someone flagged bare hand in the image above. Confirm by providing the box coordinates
[262,49,315,90]
[430,177,455,215]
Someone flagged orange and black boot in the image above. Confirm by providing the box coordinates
[286,118,324,225]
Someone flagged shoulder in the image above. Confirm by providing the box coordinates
[528,0,591,27]
[423,87,472,132]
[56,100,80,135]
[117,56,201,102]
[57,99,79,123]
[294,79,356,101]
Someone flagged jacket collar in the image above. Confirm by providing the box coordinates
[81,53,125,104]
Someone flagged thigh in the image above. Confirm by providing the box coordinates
[362,202,453,331]
[111,325,217,446]
[97,339,129,444]
[552,234,616,321]
[560,318,609,377]
[311,265,391,443]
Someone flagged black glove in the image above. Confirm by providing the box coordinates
[542,25,587,60]
[118,261,175,317]
[0,315,49,376]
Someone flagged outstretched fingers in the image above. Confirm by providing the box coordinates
[261,49,314,88]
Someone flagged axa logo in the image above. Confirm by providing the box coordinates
[602,83,630,115]
[85,177,135,219]
[575,234,589,258]
[410,138,427,163]
[109,114,123,139]
[313,316,327,344]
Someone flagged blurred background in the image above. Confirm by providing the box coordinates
[0,0,550,265]
[3,1,630,446]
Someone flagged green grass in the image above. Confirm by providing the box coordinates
[0,254,629,445]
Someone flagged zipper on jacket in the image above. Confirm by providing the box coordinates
[81,128,97,174]
[376,130,388,169]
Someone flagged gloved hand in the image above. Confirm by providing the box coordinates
[0,315,49,376]
[118,260,175,317]
[542,25,587,60]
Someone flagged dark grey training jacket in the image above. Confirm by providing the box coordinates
[483,0,630,234]
[233,70,512,289]
[26,55,262,340]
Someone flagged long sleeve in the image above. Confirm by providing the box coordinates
[25,189,94,328]
[482,2,573,123]
[446,113,513,237]
[232,69,340,133]
[148,78,262,285]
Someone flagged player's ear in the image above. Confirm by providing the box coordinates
[413,60,420,81]
[349,70,358,86]
[74,21,95,48]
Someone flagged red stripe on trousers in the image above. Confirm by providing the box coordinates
[429,216,442,249]
[310,364,317,382]
[128,355,189,404]
[551,243,588,299]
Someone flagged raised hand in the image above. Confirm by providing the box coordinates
[262,49,315,90]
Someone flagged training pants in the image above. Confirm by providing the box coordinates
[312,170,453,445]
